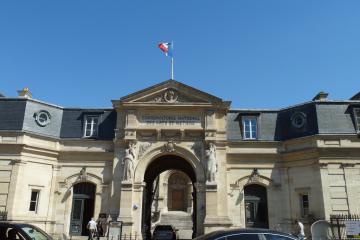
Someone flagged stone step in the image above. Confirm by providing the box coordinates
[159,211,193,239]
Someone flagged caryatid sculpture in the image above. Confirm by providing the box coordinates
[205,142,217,183]
[122,141,136,181]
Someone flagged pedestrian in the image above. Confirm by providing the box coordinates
[97,220,104,237]
[87,217,98,240]
[294,219,305,240]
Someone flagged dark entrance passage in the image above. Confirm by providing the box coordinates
[70,182,96,236]
[142,155,196,240]
[244,184,269,228]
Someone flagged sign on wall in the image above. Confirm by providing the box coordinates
[107,221,122,240]
[139,115,201,127]
[345,221,360,237]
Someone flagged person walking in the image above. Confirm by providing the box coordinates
[294,219,305,240]
[87,217,98,240]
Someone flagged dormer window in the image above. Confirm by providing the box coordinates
[353,108,360,133]
[84,115,99,137]
[242,116,257,140]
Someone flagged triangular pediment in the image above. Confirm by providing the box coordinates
[118,80,229,106]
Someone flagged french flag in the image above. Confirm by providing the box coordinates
[158,42,173,57]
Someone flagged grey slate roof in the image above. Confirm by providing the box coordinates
[0,99,26,131]
[60,109,116,139]
[23,100,63,138]
[227,101,359,141]
[0,98,116,140]
[0,97,359,141]
[316,103,356,134]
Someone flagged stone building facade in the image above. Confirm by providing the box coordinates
[0,80,359,239]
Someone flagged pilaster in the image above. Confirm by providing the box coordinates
[7,159,26,219]
[118,181,134,235]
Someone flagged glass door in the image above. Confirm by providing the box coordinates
[70,198,84,236]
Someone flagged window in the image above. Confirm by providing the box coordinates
[265,234,297,240]
[34,110,51,127]
[84,116,99,137]
[300,194,309,217]
[29,190,39,212]
[353,108,360,133]
[21,226,48,240]
[224,233,260,240]
[242,117,257,140]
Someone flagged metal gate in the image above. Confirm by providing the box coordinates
[330,214,360,239]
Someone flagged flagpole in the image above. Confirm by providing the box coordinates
[171,57,174,80]
[171,41,174,79]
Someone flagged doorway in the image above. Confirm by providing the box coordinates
[244,184,269,228]
[142,155,197,240]
[168,172,191,212]
[69,182,96,236]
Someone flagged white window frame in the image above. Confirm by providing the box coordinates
[353,108,360,134]
[84,115,100,138]
[29,190,40,213]
[242,116,258,140]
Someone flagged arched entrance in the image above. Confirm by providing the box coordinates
[142,155,197,240]
[244,184,269,228]
[69,182,96,236]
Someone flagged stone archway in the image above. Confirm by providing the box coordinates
[231,172,273,229]
[61,171,104,238]
[142,155,197,240]
[244,184,269,228]
[130,145,206,240]
[70,182,96,236]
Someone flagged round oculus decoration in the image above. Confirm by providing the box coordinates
[35,110,51,127]
[291,112,307,129]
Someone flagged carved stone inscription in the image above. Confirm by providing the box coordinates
[140,115,201,126]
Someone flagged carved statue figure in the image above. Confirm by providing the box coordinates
[122,142,136,181]
[164,140,176,152]
[205,142,217,182]
[164,90,178,103]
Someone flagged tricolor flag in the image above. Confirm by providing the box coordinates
[158,42,173,57]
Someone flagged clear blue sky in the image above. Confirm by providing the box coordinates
[1,1,359,109]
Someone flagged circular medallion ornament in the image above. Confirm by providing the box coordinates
[35,110,51,127]
[291,112,307,129]
[164,89,178,103]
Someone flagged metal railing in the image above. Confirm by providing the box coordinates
[330,214,360,240]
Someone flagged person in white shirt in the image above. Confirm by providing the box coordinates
[294,219,305,239]
[87,218,98,240]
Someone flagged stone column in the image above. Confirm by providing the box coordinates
[110,147,123,220]
[133,182,146,239]
[194,182,206,237]
[204,183,218,233]
[7,159,26,219]
[318,163,331,219]
[94,187,102,220]
[118,182,134,235]
[342,163,359,214]
[45,165,61,234]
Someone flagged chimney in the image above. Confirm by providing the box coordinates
[17,87,32,98]
[312,91,328,101]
